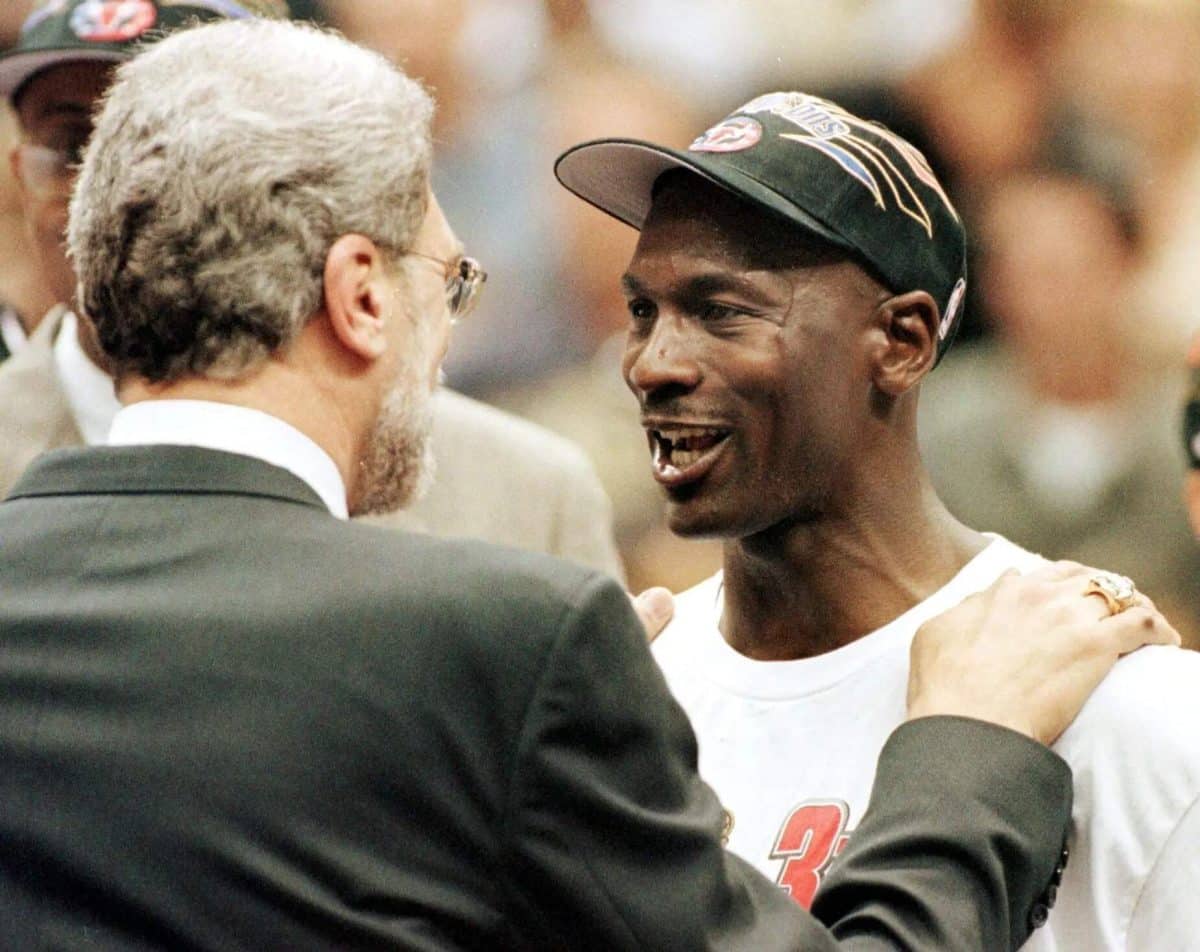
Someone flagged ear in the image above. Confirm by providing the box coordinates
[870,290,940,396]
[323,234,394,362]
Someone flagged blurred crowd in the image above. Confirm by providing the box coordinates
[1,0,1197,636]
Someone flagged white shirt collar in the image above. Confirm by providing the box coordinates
[107,399,349,519]
[0,305,27,357]
[53,310,122,446]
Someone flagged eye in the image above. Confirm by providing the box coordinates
[627,298,656,322]
[699,302,747,322]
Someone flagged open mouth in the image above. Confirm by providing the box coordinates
[648,425,731,487]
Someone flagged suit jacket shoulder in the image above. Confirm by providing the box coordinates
[366,388,623,578]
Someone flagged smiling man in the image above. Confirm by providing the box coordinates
[557,92,1200,949]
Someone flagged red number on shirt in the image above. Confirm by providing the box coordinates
[770,800,851,908]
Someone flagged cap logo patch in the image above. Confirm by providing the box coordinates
[939,277,967,340]
[740,92,850,139]
[689,116,763,154]
[70,0,157,42]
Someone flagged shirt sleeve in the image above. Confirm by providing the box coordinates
[1126,792,1200,951]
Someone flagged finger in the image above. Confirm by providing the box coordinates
[630,587,674,643]
[1035,559,1096,583]
[1101,606,1182,653]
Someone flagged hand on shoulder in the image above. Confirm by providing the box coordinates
[630,587,674,642]
[908,561,1181,745]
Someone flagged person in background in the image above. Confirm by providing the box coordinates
[920,159,1200,644]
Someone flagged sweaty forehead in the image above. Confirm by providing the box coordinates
[637,172,846,274]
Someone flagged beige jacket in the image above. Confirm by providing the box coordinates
[0,314,623,579]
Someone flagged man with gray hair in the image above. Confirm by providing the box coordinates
[0,0,622,578]
[0,17,1179,950]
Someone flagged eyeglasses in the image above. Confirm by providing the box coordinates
[14,144,80,198]
[405,251,487,322]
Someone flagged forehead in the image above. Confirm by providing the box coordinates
[14,61,114,131]
[631,173,846,275]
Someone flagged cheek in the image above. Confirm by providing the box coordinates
[620,337,643,394]
[33,197,69,243]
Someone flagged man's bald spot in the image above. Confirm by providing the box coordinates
[645,169,891,303]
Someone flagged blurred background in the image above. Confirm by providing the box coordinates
[2,0,1198,635]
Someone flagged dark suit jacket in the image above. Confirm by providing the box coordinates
[0,446,1070,950]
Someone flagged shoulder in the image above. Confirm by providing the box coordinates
[337,517,619,642]
[432,388,598,479]
[1057,645,1200,801]
[651,572,723,668]
[407,389,619,571]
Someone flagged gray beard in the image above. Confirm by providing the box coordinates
[351,377,436,518]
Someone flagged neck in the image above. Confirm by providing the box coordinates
[719,452,987,661]
[118,361,367,507]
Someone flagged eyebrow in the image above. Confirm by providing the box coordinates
[621,270,784,305]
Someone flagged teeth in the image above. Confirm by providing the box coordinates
[651,426,728,470]
[671,447,707,467]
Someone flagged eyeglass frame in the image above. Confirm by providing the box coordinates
[403,250,487,322]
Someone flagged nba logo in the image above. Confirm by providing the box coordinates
[70,0,157,43]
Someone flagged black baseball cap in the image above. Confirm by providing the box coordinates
[0,0,289,104]
[555,91,969,365]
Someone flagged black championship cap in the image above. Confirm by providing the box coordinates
[555,91,969,365]
[0,0,289,103]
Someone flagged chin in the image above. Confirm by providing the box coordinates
[665,492,815,543]
[350,376,436,518]
[664,497,744,540]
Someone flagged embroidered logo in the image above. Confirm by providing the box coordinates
[740,92,959,239]
[940,277,967,340]
[689,116,763,154]
[69,0,157,42]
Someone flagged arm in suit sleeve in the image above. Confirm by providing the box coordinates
[499,574,1073,951]
[814,718,1072,951]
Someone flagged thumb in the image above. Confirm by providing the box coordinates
[631,586,675,643]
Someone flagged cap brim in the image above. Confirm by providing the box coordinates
[0,48,127,100]
[554,138,852,253]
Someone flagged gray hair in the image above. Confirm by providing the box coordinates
[68,18,434,383]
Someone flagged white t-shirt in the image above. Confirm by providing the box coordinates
[652,536,1200,950]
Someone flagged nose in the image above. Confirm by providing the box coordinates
[623,314,702,403]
